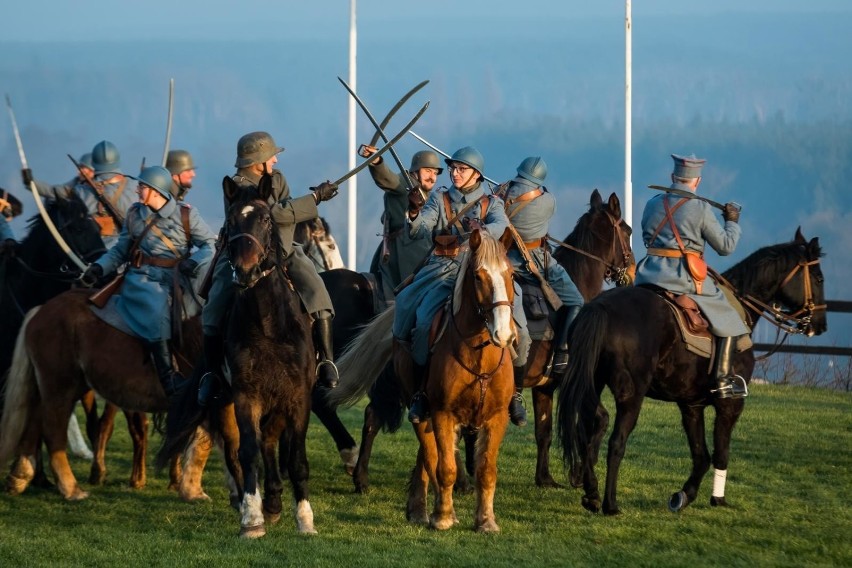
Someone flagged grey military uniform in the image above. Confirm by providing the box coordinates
[202,168,333,335]
[634,184,749,337]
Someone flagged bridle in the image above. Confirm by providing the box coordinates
[227,200,276,289]
[547,210,634,287]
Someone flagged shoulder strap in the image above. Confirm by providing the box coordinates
[180,205,191,247]
[648,195,688,249]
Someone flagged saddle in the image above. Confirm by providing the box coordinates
[519,281,557,341]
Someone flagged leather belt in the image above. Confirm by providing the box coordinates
[647,247,684,258]
[524,238,544,250]
[138,253,180,268]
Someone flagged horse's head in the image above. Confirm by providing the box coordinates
[224,174,277,288]
[463,228,515,348]
[24,190,105,268]
[779,228,827,336]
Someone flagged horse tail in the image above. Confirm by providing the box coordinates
[556,302,608,475]
[155,370,205,471]
[367,363,405,433]
[326,306,396,408]
[0,307,40,465]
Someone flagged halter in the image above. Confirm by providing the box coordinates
[547,210,634,287]
[227,200,277,289]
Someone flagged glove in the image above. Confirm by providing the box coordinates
[408,186,426,213]
[461,217,484,233]
[0,238,17,258]
[21,168,33,187]
[723,202,741,224]
[81,263,103,288]
[311,181,339,204]
[179,258,199,278]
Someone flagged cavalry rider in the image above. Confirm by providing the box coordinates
[166,149,196,201]
[199,131,341,402]
[634,153,748,399]
[394,146,527,424]
[81,166,216,401]
[30,152,94,196]
[358,144,442,301]
[498,157,585,426]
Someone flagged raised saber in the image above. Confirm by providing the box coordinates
[647,185,741,212]
[333,101,430,187]
[337,77,419,195]
[161,78,174,167]
[368,80,429,147]
[5,94,88,271]
[409,130,500,187]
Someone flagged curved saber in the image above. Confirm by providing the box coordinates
[334,101,430,187]
[368,80,429,147]
[337,76,417,193]
[4,94,88,272]
[409,130,499,186]
[646,185,741,212]
[161,78,174,167]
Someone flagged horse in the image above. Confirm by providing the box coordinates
[294,217,345,272]
[0,290,206,501]
[556,228,827,515]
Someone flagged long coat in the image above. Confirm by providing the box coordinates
[94,199,216,341]
[634,187,749,337]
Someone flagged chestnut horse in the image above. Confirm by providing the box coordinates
[332,229,516,532]
[556,228,827,515]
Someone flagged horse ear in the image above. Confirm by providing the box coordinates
[223,176,239,202]
[257,173,274,201]
[807,236,821,258]
[794,226,806,244]
[469,228,482,251]
[607,192,622,219]
[590,189,603,209]
[499,227,513,251]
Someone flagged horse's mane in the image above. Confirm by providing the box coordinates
[471,230,505,270]
[24,193,86,233]
[722,239,822,293]
[556,206,601,277]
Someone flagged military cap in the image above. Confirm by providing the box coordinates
[671,153,706,179]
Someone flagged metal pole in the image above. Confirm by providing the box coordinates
[346,0,358,269]
[625,0,633,246]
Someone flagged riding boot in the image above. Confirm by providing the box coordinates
[711,336,748,399]
[407,363,430,424]
[198,333,224,407]
[551,305,581,378]
[508,365,528,427]
[148,340,187,402]
[313,313,338,389]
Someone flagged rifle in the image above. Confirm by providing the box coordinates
[68,154,125,230]
[504,221,562,311]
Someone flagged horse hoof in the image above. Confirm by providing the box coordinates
[181,491,211,503]
[406,509,429,525]
[710,496,729,507]
[536,477,564,490]
[475,519,500,533]
[66,488,90,501]
[230,496,241,511]
[239,524,266,539]
[339,446,359,476]
[88,471,106,486]
[264,511,281,525]
[581,495,601,513]
[430,515,456,531]
[669,491,689,512]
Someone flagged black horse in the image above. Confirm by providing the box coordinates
[556,228,827,515]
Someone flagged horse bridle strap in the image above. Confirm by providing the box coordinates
[546,210,632,286]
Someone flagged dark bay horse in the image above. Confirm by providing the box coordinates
[556,228,827,515]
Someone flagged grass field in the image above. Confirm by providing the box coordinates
[0,384,849,567]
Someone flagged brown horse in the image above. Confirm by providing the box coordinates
[333,229,516,532]
[0,290,207,500]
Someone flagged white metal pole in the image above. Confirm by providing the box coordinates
[625,0,633,246]
[347,0,358,268]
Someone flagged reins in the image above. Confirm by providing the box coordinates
[547,210,633,286]
[227,200,277,289]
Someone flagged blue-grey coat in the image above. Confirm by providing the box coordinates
[94,199,216,341]
[634,188,749,337]
[0,216,13,241]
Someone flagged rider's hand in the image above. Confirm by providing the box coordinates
[179,258,199,278]
[407,186,426,216]
[81,263,103,287]
[723,202,741,224]
[358,144,381,164]
[21,168,33,187]
[311,181,339,204]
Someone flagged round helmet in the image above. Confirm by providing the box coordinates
[409,150,443,174]
[79,152,94,170]
[137,166,173,199]
[166,150,195,175]
[445,146,485,175]
[235,131,284,168]
[92,140,121,174]
[516,156,547,186]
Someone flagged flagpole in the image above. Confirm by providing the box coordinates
[347,0,358,268]
[625,0,633,246]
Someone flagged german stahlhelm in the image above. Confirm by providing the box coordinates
[516,156,547,186]
[445,146,484,174]
[235,131,284,168]
[409,150,443,174]
[137,166,173,199]
[166,150,195,175]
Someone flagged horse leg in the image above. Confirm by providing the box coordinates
[575,402,609,510]
[602,399,643,515]
[453,428,475,494]
[311,386,358,475]
[474,413,509,533]
[260,415,285,526]
[532,385,561,488]
[219,403,243,511]
[179,426,212,502]
[125,410,148,489]
[6,416,42,495]
[286,409,317,535]
[80,390,99,447]
[709,400,746,507]
[406,423,433,525]
[42,399,88,500]
[669,404,711,512]
[236,401,265,538]
[89,402,117,485]
[430,412,459,531]
[353,403,379,494]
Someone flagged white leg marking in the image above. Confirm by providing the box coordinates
[294,499,317,534]
[712,468,727,498]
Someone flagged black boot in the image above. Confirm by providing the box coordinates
[509,365,528,427]
[407,363,430,424]
[550,305,580,378]
[198,333,224,407]
[148,340,187,402]
[313,313,338,389]
[711,336,748,399]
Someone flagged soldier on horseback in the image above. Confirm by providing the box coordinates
[199,131,341,402]
[81,165,216,401]
[30,152,94,195]
[634,153,749,399]
[358,144,442,301]
[165,149,197,201]
[498,157,585,425]
[393,146,528,424]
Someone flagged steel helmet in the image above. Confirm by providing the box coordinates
[445,146,484,175]
[79,152,94,169]
[235,131,284,168]
[409,150,443,174]
[92,140,121,174]
[516,156,547,186]
[166,150,195,175]
[137,166,173,199]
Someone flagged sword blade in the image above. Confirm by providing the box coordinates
[647,185,726,210]
[161,78,174,167]
[409,130,499,186]
[334,101,430,187]
[5,94,28,169]
[369,80,429,147]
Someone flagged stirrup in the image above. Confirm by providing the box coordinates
[407,392,430,424]
[509,392,528,427]
[316,360,339,389]
[197,372,219,407]
[712,375,748,399]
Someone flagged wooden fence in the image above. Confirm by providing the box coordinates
[753,300,852,357]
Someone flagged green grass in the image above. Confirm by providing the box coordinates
[0,384,849,567]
